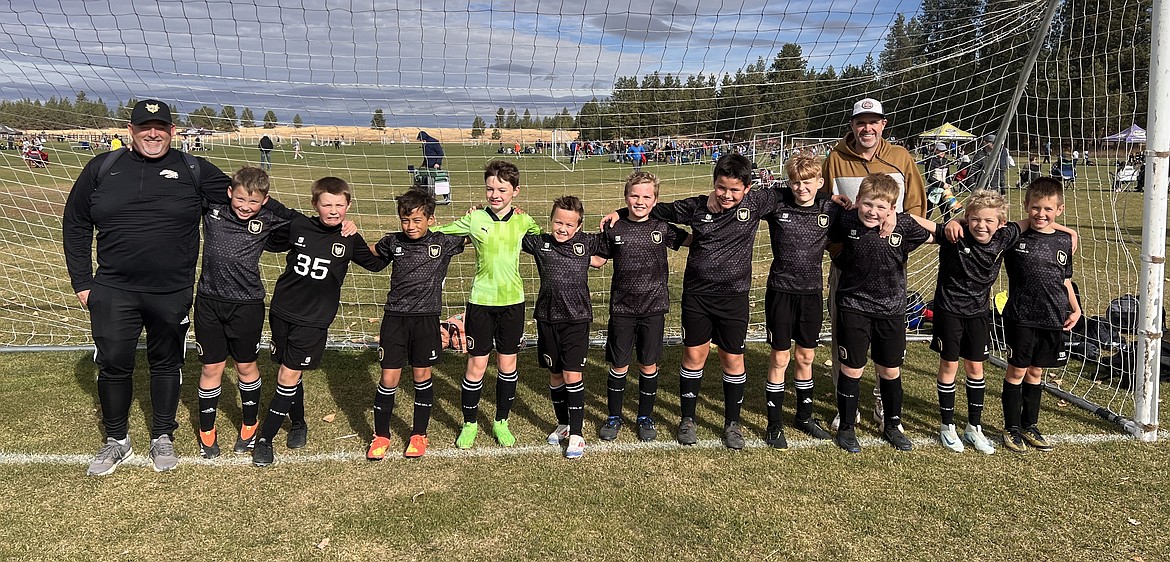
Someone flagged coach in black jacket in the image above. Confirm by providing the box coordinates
[63,99,234,476]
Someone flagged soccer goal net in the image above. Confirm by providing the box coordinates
[0,0,1162,434]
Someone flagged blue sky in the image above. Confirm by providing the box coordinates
[0,0,921,126]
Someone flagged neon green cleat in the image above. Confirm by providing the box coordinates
[492,419,516,447]
[455,422,478,449]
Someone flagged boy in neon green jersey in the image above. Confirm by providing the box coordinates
[437,160,542,448]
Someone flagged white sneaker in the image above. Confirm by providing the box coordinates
[565,435,585,459]
[939,424,965,453]
[547,424,570,445]
[963,424,996,455]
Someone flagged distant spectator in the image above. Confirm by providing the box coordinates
[258,135,274,170]
[416,130,444,168]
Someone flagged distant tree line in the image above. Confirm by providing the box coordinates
[469,107,575,139]
[0,92,299,132]
[573,0,1150,144]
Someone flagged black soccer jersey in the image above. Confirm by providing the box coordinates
[933,221,1020,317]
[652,187,778,295]
[374,230,466,316]
[598,217,687,316]
[197,203,292,303]
[1003,228,1074,329]
[522,232,605,323]
[763,191,842,294]
[829,211,931,318]
[269,216,388,328]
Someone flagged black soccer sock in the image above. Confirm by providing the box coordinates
[637,369,659,419]
[372,384,397,438]
[495,369,518,421]
[549,384,569,425]
[97,376,134,441]
[836,376,861,431]
[723,372,747,424]
[288,381,305,427]
[1021,381,1043,428]
[937,380,957,425]
[1002,380,1023,430]
[606,368,627,418]
[879,377,904,429]
[965,376,986,427]
[238,378,262,426]
[765,380,785,427]
[198,384,222,433]
[259,383,297,443]
[794,378,815,421]
[679,367,703,419]
[461,377,483,423]
[412,378,434,436]
[566,380,585,437]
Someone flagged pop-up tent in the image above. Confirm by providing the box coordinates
[1102,124,1146,143]
[918,122,977,140]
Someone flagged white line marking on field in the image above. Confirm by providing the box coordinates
[2,430,1165,467]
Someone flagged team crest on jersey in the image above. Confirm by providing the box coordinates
[651,230,662,244]
[248,220,263,234]
[818,214,829,228]
[394,246,405,256]
[736,208,751,222]
[889,233,903,247]
[573,243,585,256]
[332,242,345,257]
[429,244,441,258]
[614,235,623,245]
[1056,250,1068,266]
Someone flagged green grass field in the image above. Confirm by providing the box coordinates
[1,140,1167,559]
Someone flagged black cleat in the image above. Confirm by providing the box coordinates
[835,428,861,453]
[287,423,308,449]
[252,439,275,467]
[882,425,913,451]
[765,424,789,450]
[792,417,832,440]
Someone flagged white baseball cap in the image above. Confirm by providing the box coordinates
[851,98,885,119]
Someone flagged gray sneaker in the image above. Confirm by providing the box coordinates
[723,421,745,450]
[149,434,179,472]
[598,416,622,441]
[87,437,133,476]
[677,417,698,445]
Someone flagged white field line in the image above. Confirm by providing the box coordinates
[1,429,1165,468]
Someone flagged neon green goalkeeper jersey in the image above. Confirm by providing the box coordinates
[437,207,541,306]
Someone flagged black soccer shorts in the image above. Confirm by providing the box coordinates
[537,321,590,373]
[465,302,525,357]
[194,297,264,365]
[269,315,328,370]
[680,292,749,353]
[378,313,442,369]
[930,309,992,363]
[835,308,906,369]
[765,289,823,351]
[1004,319,1069,369]
[605,314,665,368]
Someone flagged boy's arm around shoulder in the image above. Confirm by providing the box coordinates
[353,232,390,272]
[435,212,474,235]
[909,214,941,244]
[1053,222,1079,254]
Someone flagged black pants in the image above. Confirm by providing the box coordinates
[88,285,193,440]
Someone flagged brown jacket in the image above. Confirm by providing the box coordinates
[819,133,927,217]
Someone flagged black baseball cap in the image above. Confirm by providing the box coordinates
[130,99,173,126]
